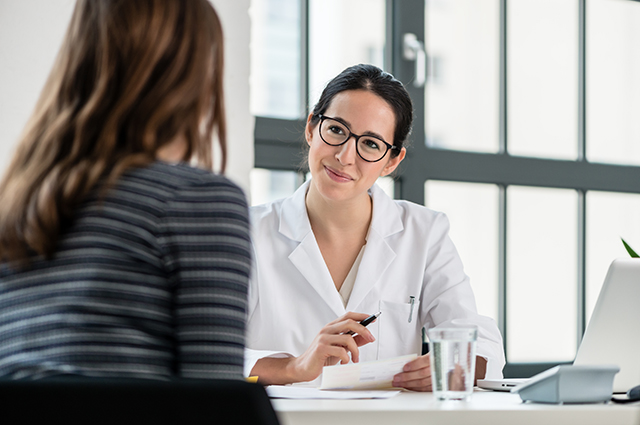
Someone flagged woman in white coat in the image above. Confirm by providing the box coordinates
[246,64,505,391]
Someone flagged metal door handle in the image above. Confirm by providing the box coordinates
[402,33,426,88]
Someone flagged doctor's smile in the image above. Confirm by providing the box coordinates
[324,165,353,183]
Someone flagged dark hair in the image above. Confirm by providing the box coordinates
[0,0,225,265]
[310,64,413,156]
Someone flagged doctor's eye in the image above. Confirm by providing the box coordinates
[360,138,382,151]
[327,124,347,137]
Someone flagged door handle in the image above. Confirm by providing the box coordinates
[402,33,426,88]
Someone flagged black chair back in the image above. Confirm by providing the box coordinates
[0,378,280,425]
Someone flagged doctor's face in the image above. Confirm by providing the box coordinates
[305,89,405,204]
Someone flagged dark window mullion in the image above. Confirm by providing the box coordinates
[577,190,587,347]
[499,0,508,363]
[300,0,309,118]
[578,0,587,162]
[420,149,640,194]
[391,0,426,204]
[500,0,508,155]
[577,0,588,349]
[254,117,306,170]
[499,184,508,363]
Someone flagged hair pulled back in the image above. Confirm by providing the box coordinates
[310,64,413,157]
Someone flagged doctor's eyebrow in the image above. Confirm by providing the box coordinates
[329,115,388,141]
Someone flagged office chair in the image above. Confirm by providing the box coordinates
[0,378,280,425]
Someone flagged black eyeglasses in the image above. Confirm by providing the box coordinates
[317,115,398,163]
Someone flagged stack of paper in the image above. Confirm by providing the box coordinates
[266,354,417,399]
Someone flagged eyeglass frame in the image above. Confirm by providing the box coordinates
[315,114,399,163]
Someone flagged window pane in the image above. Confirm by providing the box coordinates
[507,186,577,362]
[507,0,578,160]
[586,191,640,323]
[250,0,302,119]
[424,0,499,152]
[308,0,385,108]
[424,181,499,322]
[586,0,640,166]
[250,168,302,206]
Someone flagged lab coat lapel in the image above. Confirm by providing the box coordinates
[288,234,347,317]
[280,181,346,317]
[346,184,403,312]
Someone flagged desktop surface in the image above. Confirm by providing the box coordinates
[272,389,640,425]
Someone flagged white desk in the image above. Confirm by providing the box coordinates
[272,389,640,425]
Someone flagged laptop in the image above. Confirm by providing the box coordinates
[573,258,640,393]
[476,378,528,392]
[479,258,640,393]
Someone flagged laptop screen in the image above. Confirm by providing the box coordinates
[573,258,640,393]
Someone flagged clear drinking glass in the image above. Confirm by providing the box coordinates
[427,327,477,401]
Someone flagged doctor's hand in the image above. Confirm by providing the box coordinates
[392,354,432,392]
[288,312,376,383]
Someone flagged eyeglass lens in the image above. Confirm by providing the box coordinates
[320,118,388,162]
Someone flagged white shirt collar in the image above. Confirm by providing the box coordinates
[278,179,404,242]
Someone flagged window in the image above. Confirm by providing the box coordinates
[507,0,578,160]
[250,0,303,119]
[425,181,499,320]
[308,0,386,108]
[506,186,578,363]
[251,0,640,377]
[586,0,640,166]
[424,0,500,153]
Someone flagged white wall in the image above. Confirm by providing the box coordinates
[211,0,253,192]
[0,0,75,172]
[0,0,253,193]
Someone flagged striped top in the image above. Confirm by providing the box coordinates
[0,162,251,381]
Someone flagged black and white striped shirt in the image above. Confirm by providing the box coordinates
[0,162,251,381]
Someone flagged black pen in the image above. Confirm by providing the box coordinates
[345,311,382,335]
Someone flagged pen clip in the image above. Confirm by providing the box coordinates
[408,296,415,323]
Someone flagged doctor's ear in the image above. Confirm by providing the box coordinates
[380,147,406,177]
[305,113,315,145]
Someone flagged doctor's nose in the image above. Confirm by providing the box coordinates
[335,136,358,165]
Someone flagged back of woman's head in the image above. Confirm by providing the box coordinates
[0,0,226,265]
[310,64,413,156]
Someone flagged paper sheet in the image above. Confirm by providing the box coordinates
[319,354,418,390]
[266,386,400,399]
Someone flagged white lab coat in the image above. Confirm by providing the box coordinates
[245,180,505,378]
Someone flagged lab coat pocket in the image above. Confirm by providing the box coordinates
[377,299,422,360]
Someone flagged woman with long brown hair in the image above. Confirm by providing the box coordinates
[0,0,251,380]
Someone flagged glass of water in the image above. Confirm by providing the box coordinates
[427,327,478,401]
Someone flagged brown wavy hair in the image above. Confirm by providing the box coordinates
[0,0,226,265]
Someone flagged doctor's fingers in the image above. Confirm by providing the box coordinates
[396,376,433,392]
[323,346,352,365]
[324,320,375,343]
[317,334,361,363]
[352,334,373,348]
[392,369,433,392]
[402,354,431,372]
[393,357,432,390]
